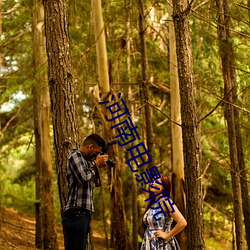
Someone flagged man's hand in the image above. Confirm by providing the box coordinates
[94,154,108,167]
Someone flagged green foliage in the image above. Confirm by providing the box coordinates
[0,139,35,215]
[1,0,33,95]
[204,206,233,249]
[1,0,34,155]
[13,163,36,184]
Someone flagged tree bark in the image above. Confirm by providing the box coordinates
[172,0,204,249]
[100,183,109,250]
[43,0,78,210]
[125,0,139,248]
[235,111,250,249]
[92,0,109,94]
[168,3,186,250]
[216,0,246,248]
[32,1,58,249]
[137,0,154,169]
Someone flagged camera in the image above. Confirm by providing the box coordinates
[101,139,117,168]
[93,139,117,187]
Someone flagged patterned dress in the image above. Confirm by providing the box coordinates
[141,203,180,250]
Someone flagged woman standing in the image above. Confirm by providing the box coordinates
[141,175,187,250]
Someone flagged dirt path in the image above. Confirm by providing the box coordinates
[0,207,108,250]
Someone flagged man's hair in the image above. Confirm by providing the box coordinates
[83,134,105,148]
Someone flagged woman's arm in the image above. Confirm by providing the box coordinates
[154,199,187,240]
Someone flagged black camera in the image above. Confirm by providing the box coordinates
[101,139,117,168]
[93,139,117,187]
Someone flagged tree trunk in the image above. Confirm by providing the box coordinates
[92,1,129,249]
[32,1,58,249]
[172,1,204,249]
[92,0,109,94]
[100,184,109,250]
[125,0,139,248]
[216,0,246,248]
[232,219,236,250]
[91,2,111,248]
[43,0,78,210]
[111,152,130,250]
[33,0,43,245]
[168,3,186,250]
[137,0,154,169]
[235,111,250,248]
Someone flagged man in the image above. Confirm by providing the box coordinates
[62,134,108,250]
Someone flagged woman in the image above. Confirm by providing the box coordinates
[141,175,187,250]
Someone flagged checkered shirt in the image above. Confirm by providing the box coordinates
[64,149,96,212]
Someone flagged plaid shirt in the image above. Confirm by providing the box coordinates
[64,149,97,212]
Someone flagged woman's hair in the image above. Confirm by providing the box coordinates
[141,174,171,234]
[146,174,171,211]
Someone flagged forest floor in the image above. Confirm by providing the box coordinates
[0,207,108,250]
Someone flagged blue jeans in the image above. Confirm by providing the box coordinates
[62,208,91,250]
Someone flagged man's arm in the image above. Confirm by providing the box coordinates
[68,151,95,183]
[69,151,108,184]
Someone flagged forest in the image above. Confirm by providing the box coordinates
[0,0,249,249]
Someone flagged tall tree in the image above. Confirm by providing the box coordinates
[216,0,247,248]
[91,1,111,249]
[168,3,186,249]
[125,0,138,248]
[92,0,109,94]
[92,1,129,249]
[43,0,78,210]
[32,1,58,249]
[137,0,154,169]
[235,112,250,248]
[172,0,204,249]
